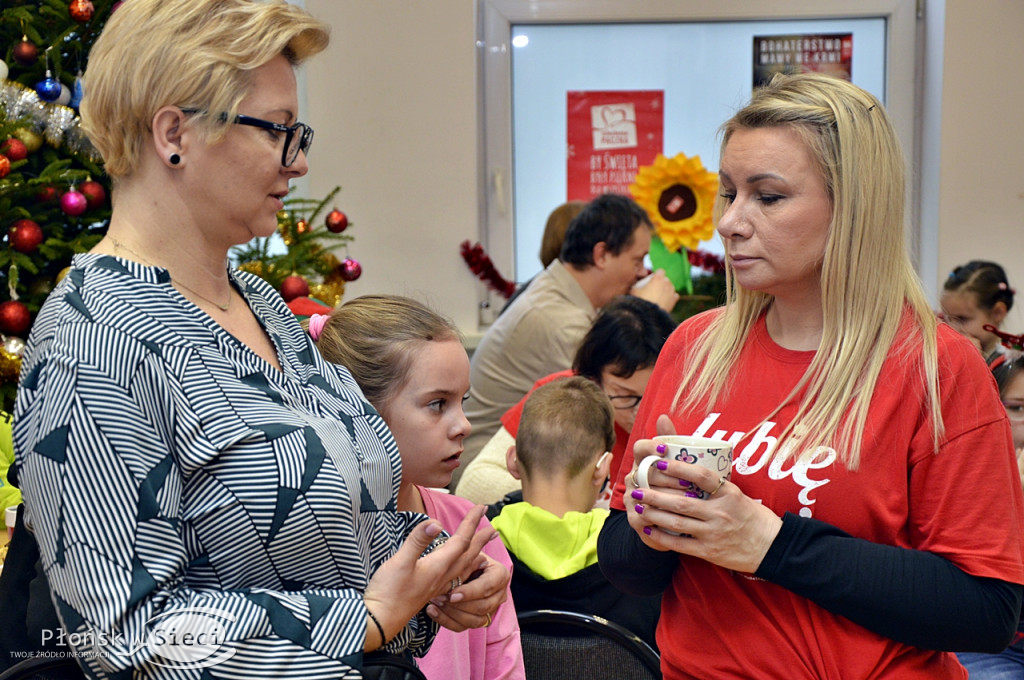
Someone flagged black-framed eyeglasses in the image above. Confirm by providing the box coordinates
[233,114,313,167]
[608,394,642,410]
[181,109,313,167]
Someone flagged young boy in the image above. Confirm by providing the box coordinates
[491,376,660,647]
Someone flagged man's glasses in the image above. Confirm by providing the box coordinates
[608,394,642,410]
[182,109,313,167]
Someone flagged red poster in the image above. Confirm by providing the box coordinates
[753,34,853,88]
[567,90,663,202]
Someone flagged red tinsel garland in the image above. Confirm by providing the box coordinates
[460,240,517,299]
[984,324,1024,351]
[687,248,726,275]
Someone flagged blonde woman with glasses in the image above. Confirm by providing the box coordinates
[10,2,505,677]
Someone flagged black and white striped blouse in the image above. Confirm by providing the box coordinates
[14,253,435,678]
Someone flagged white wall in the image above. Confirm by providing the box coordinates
[934,0,1024,331]
[305,0,483,336]
[305,0,1024,338]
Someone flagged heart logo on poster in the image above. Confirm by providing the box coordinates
[600,106,629,127]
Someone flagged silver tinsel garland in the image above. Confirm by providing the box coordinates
[0,79,101,162]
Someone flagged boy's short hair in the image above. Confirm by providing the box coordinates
[516,376,615,479]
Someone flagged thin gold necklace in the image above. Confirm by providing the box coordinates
[109,236,232,312]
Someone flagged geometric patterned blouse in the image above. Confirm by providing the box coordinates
[13,254,435,678]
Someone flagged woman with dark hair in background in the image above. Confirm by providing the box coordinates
[456,295,676,506]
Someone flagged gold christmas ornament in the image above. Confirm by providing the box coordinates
[0,346,22,384]
[3,335,26,358]
[238,261,265,278]
[12,127,43,153]
[310,280,345,307]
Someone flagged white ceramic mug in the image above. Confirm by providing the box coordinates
[637,434,733,499]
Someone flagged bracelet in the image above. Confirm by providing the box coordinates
[366,606,388,648]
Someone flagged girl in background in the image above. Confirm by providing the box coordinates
[941,260,1015,367]
[308,295,524,680]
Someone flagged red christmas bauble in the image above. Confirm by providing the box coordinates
[12,39,37,66]
[280,275,310,302]
[79,180,107,210]
[1,138,27,162]
[60,189,88,216]
[340,258,362,282]
[36,185,57,203]
[9,219,44,253]
[0,155,9,180]
[69,0,95,22]
[325,209,348,233]
[0,300,32,336]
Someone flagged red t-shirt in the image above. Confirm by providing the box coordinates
[611,309,1024,679]
[502,369,629,507]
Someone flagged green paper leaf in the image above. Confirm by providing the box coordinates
[648,235,693,294]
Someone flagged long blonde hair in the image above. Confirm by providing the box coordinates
[677,73,941,469]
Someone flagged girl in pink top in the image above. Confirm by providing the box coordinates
[308,295,524,680]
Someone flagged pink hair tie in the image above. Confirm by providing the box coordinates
[308,313,329,341]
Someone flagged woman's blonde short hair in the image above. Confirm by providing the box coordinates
[678,73,941,469]
[81,0,330,179]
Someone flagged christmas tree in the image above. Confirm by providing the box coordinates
[1,1,363,412]
[232,185,361,314]
[1,0,117,411]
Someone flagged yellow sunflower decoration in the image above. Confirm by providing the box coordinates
[630,152,718,253]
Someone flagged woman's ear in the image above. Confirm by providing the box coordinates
[151,106,188,167]
[505,445,522,480]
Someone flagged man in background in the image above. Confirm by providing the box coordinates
[454,193,677,487]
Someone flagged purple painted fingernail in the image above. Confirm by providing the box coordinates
[656,460,668,471]
[684,491,700,498]
[656,444,667,454]
[631,489,644,500]
[679,479,692,488]
[634,504,644,514]
[643,526,652,535]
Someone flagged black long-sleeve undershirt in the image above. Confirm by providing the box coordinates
[597,509,1021,652]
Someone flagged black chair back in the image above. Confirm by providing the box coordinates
[517,609,661,680]
[0,656,86,680]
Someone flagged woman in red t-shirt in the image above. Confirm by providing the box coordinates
[600,73,1024,679]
